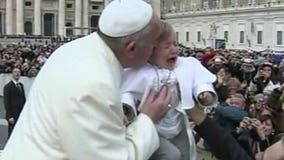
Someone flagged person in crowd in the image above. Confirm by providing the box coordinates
[215,66,231,87]
[215,93,248,132]
[194,50,205,64]
[214,66,231,102]
[3,67,26,138]
[234,115,277,158]
[2,1,172,160]
[276,59,284,84]
[266,84,284,133]
[245,89,257,108]
[248,94,265,118]
[249,62,280,95]
[226,77,245,95]
[240,58,257,84]
[207,56,228,74]
[187,104,284,160]
[121,21,217,160]
[27,66,39,77]
[227,52,243,79]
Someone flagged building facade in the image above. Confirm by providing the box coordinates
[0,0,105,36]
[0,0,283,51]
[162,0,284,51]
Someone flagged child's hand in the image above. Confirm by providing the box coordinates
[198,91,215,106]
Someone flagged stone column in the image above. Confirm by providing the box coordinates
[6,0,13,35]
[75,0,82,35]
[220,0,223,7]
[58,0,65,37]
[16,0,24,35]
[34,0,42,35]
[235,0,238,6]
[83,0,89,35]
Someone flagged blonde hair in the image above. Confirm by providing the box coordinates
[157,21,174,42]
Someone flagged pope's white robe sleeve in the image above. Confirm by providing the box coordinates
[121,67,155,110]
[191,58,216,100]
[58,81,159,160]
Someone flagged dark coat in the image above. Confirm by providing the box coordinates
[3,80,26,121]
[267,88,284,133]
[195,117,252,160]
[233,129,270,159]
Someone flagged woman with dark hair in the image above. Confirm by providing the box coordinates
[234,115,277,159]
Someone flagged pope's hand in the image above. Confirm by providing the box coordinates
[140,86,171,122]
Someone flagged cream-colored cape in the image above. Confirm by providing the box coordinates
[2,33,159,160]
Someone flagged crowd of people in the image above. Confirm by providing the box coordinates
[178,47,284,159]
[0,42,60,77]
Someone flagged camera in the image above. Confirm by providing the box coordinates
[243,117,258,125]
[243,117,258,130]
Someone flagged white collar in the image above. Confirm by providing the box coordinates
[12,79,19,85]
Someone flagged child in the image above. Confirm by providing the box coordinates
[121,22,217,160]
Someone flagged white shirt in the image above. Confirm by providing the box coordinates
[121,57,217,138]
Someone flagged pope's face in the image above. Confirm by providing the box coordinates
[149,31,178,70]
[131,14,161,68]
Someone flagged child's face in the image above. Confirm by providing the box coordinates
[149,31,178,70]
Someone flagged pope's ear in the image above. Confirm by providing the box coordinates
[125,41,136,56]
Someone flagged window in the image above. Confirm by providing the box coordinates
[224,31,228,42]
[25,1,32,6]
[65,22,73,36]
[186,32,189,42]
[203,2,209,9]
[197,31,201,42]
[240,31,244,44]
[92,5,99,10]
[176,32,179,42]
[277,31,283,45]
[24,21,32,35]
[66,3,73,9]
[257,31,263,44]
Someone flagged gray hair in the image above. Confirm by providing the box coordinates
[97,22,153,51]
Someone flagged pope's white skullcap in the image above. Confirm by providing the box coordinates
[99,0,153,37]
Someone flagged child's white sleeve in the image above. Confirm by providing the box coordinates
[175,57,217,110]
[191,58,218,106]
[175,58,195,109]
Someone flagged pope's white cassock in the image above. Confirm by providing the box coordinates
[1,33,160,160]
